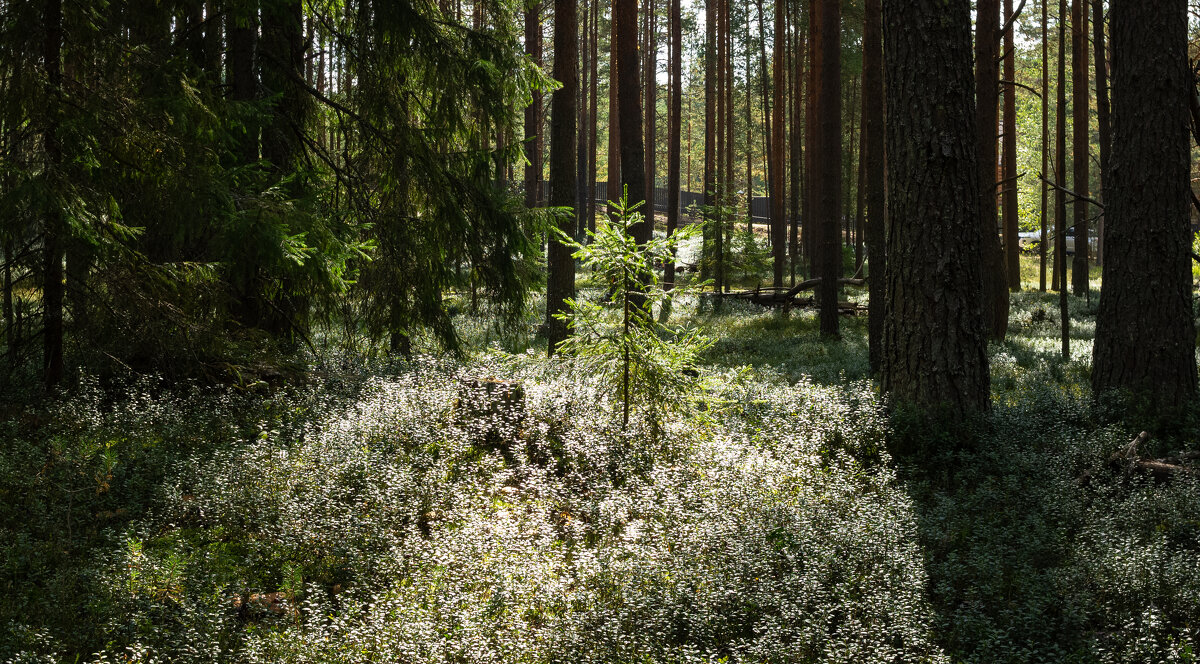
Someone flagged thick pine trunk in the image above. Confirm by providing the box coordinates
[547,0,578,353]
[863,0,885,372]
[1092,0,1197,409]
[975,0,1010,339]
[812,0,840,337]
[881,0,990,412]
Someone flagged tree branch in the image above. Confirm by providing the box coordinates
[1037,172,1105,209]
[999,0,1028,42]
[999,79,1042,99]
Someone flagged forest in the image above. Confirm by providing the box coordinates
[1,0,1200,661]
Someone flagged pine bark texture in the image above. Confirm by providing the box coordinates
[1070,0,1089,296]
[863,0,885,372]
[1092,0,1197,408]
[881,0,990,412]
[546,0,578,353]
[974,0,1010,339]
[812,0,840,337]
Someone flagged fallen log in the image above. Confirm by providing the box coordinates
[1104,431,1194,484]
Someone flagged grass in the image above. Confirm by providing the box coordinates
[1,254,1198,663]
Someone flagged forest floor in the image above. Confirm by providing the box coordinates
[2,255,1199,663]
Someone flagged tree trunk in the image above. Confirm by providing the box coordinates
[645,0,657,228]
[1070,0,1089,297]
[1056,0,1069,356]
[863,0,885,372]
[975,0,1010,339]
[1091,0,1110,267]
[812,0,840,337]
[229,1,258,164]
[588,2,599,234]
[702,0,716,284]
[606,10,621,220]
[576,0,590,237]
[665,0,682,290]
[1092,0,1197,409]
[881,0,990,412]
[547,0,578,354]
[788,1,804,285]
[1002,0,1021,290]
[42,0,64,388]
[615,0,647,242]
[525,2,543,208]
[720,0,729,290]
[769,0,786,287]
[1039,0,1048,292]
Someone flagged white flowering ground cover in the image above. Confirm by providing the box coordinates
[2,279,1198,663]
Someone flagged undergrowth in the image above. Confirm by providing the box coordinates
[2,255,1198,663]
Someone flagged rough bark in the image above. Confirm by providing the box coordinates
[812,0,840,337]
[975,0,1010,339]
[881,0,990,412]
[863,0,885,373]
[1092,0,1197,409]
[547,0,578,353]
